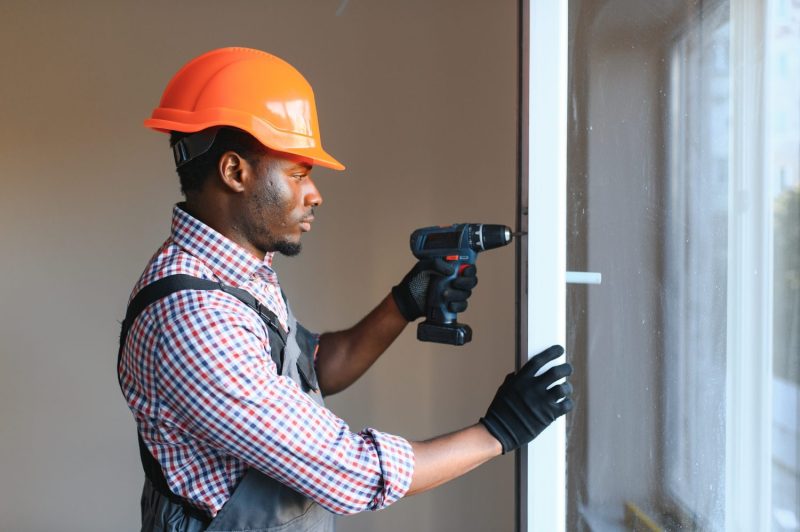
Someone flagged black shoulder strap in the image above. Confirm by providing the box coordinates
[118,274,287,369]
[121,275,216,338]
[117,274,288,523]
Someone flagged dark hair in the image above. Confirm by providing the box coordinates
[169,127,267,194]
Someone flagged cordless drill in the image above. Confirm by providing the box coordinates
[410,224,514,345]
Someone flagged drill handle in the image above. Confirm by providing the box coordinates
[417,260,474,345]
[425,259,471,324]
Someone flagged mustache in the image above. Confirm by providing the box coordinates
[300,208,316,222]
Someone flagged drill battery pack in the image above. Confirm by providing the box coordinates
[417,321,473,346]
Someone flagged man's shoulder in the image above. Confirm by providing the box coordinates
[125,240,267,336]
[131,240,216,299]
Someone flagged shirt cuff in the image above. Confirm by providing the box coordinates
[362,428,415,510]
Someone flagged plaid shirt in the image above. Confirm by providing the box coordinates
[118,205,414,517]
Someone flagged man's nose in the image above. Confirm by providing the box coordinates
[305,178,323,207]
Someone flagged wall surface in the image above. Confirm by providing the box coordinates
[0,1,517,531]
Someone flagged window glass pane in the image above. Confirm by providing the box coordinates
[767,0,800,529]
[566,0,730,529]
[565,0,800,529]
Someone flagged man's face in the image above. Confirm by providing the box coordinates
[240,151,322,257]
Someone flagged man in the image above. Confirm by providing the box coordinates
[118,47,574,532]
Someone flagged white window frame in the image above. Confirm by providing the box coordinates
[517,1,568,531]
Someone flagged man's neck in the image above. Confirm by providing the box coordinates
[180,200,266,261]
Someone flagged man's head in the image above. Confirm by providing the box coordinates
[174,127,322,258]
[144,47,342,259]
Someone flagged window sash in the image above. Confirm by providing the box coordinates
[520,0,776,530]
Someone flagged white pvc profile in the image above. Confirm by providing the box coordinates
[521,0,568,531]
[565,271,602,285]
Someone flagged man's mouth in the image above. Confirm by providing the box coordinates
[299,216,314,232]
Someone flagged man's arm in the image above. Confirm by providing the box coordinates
[407,345,574,495]
[315,293,407,396]
[155,292,572,512]
[315,260,478,396]
[407,424,502,495]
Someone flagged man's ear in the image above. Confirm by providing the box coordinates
[218,151,248,193]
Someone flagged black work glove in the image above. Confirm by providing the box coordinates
[479,345,574,454]
[391,259,479,322]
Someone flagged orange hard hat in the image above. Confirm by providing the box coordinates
[144,47,344,171]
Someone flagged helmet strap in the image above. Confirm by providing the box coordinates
[172,128,221,168]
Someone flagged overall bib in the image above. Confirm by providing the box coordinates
[119,275,336,532]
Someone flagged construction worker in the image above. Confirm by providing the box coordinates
[117,47,574,532]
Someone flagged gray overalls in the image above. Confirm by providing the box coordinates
[119,274,336,532]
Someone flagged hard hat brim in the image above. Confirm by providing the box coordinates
[144,115,345,171]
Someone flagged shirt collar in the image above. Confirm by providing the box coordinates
[170,204,278,286]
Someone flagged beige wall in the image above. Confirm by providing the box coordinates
[0,1,517,530]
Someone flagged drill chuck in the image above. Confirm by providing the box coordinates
[471,224,512,251]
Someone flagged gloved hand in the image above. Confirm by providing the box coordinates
[391,259,478,322]
[479,345,574,454]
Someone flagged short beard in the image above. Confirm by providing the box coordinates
[273,240,302,257]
